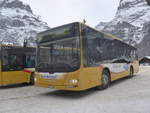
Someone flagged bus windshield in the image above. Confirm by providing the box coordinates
[36,23,80,73]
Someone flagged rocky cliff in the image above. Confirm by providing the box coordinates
[0,0,49,46]
[96,0,150,58]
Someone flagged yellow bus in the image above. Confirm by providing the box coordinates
[0,45,36,86]
[35,22,139,91]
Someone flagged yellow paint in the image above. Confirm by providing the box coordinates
[0,71,31,85]
[0,45,36,86]
[35,61,139,91]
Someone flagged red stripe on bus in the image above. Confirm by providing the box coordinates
[24,70,32,73]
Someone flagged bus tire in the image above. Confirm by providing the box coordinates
[96,69,111,90]
[29,73,35,85]
[129,66,134,78]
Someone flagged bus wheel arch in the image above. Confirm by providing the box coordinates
[103,68,111,79]
[96,68,111,90]
[129,65,134,77]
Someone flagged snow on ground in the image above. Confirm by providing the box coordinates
[0,66,150,113]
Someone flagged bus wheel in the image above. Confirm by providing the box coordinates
[129,66,134,78]
[96,69,110,90]
[29,73,35,85]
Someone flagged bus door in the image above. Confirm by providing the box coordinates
[1,53,26,85]
[82,31,102,86]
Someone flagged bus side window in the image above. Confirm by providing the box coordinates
[83,35,102,67]
[26,56,35,68]
[82,32,89,67]
[2,54,24,71]
[87,38,97,66]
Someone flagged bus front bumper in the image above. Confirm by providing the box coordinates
[35,82,85,91]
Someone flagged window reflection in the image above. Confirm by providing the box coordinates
[82,25,137,67]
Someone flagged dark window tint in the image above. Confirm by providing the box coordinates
[82,25,137,67]
[2,54,24,71]
[37,22,79,44]
[25,55,35,68]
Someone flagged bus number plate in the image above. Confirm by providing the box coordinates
[41,73,56,79]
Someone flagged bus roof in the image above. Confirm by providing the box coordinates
[37,22,79,37]
[80,22,122,41]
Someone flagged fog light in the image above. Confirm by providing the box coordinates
[69,79,78,84]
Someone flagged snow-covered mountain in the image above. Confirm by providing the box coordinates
[0,0,49,46]
[96,0,150,58]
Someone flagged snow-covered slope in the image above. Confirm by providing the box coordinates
[0,0,49,46]
[96,0,150,57]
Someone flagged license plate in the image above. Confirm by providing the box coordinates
[41,73,57,79]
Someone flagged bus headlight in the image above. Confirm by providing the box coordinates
[34,77,37,82]
[69,79,78,84]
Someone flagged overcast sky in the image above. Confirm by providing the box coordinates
[21,0,120,28]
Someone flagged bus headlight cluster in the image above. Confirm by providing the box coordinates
[69,79,78,84]
[34,77,37,82]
